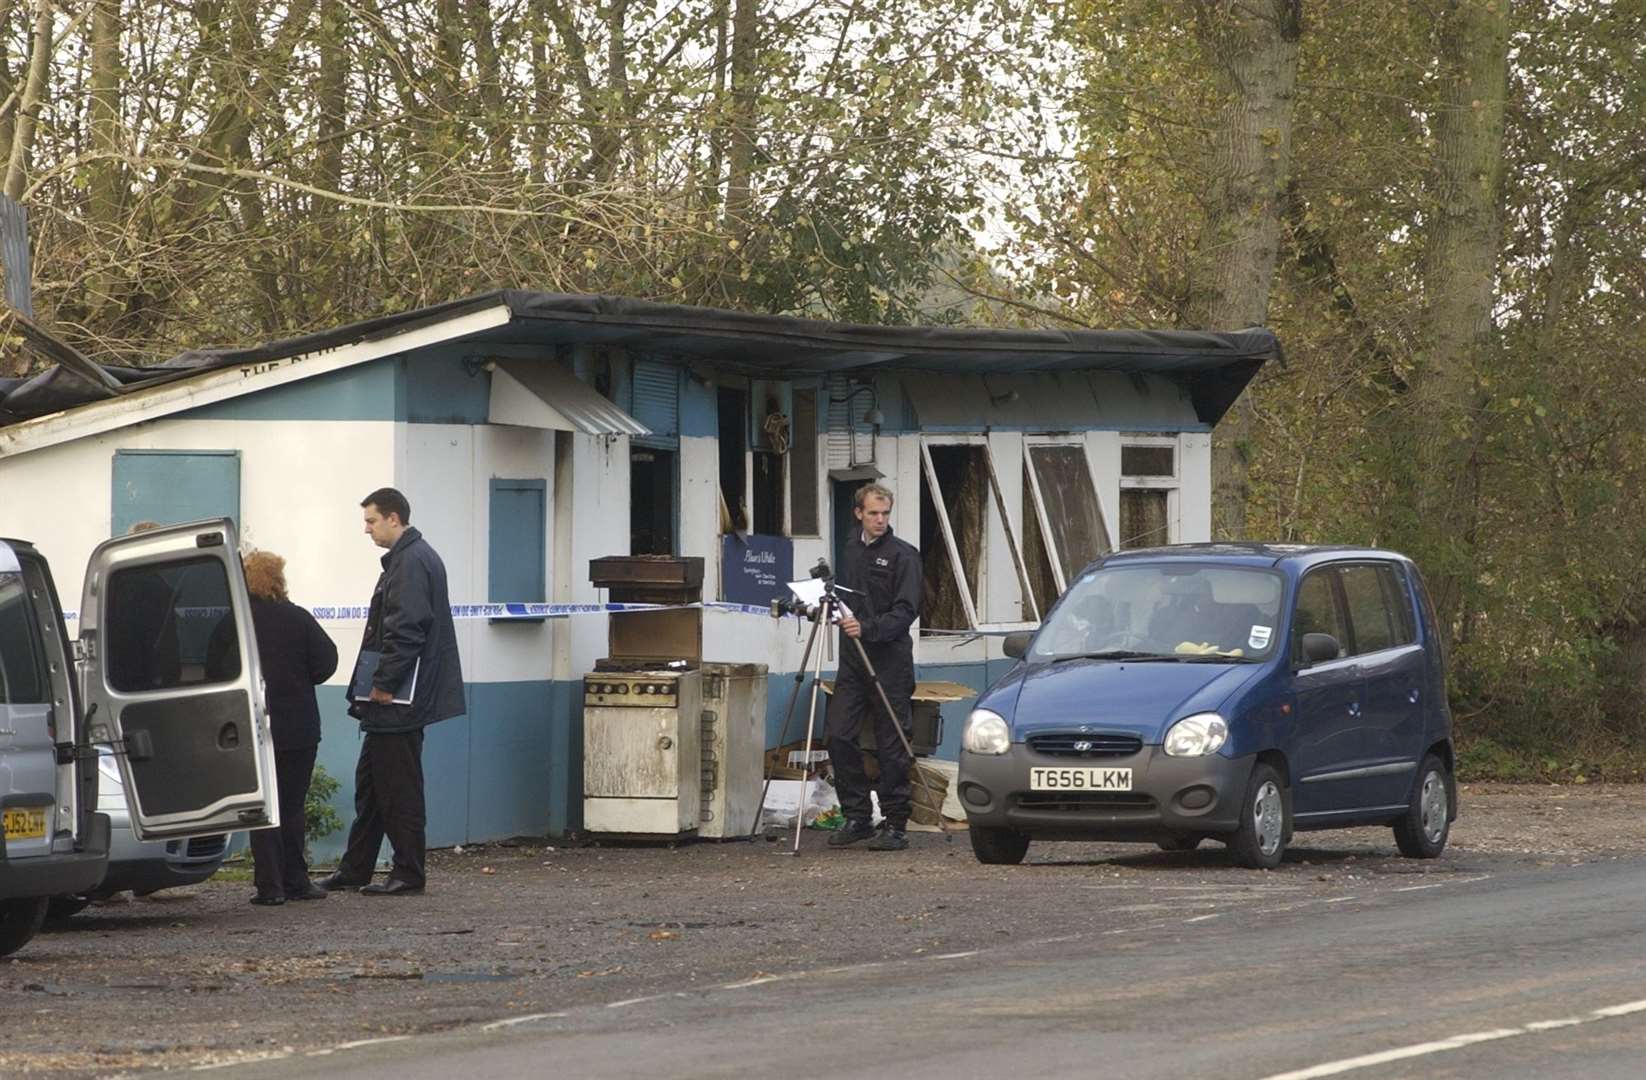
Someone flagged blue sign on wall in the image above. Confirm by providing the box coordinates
[721,533,793,606]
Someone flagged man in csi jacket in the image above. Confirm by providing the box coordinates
[317,488,465,896]
[826,482,923,851]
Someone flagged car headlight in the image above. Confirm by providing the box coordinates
[1163,712,1228,757]
[963,708,1010,755]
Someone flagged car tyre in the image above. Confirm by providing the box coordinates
[1393,754,1451,859]
[46,895,93,921]
[1230,763,1288,870]
[1156,834,1205,852]
[0,897,50,958]
[970,825,1030,865]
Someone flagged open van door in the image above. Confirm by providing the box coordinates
[78,519,277,840]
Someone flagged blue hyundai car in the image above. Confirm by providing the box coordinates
[957,544,1456,868]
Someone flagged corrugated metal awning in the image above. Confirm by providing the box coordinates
[488,358,650,435]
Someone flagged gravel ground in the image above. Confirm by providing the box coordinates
[3,781,1643,1077]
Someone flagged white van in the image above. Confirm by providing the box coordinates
[0,520,276,957]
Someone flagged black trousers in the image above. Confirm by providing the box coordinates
[826,658,914,829]
[336,730,426,887]
[250,745,317,899]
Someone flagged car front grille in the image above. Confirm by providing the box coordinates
[1014,792,1157,813]
[185,835,227,858]
[1028,732,1143,758]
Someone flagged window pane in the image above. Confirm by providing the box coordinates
[0,569,46,704]
[1379,565,1417,646]
[1022,460,1059,616]
[1292,570,1349,659]
[107,557,239,692]
[1120,489,1169,548]
[1028,445,1110,582]
[1121,445,1174,477]
[1340,565,1396,654]
[919,445,986,630]
[790,389,819,535]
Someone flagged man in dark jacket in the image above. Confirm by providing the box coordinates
[826,482,922,852]
[316,488,465,897]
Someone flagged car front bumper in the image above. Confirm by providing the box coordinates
[958,746,1255,841]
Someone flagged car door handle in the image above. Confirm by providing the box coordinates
[1408,689,1420,704]
[1347,701,1361,717]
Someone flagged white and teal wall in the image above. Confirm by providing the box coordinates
[0,307,1219,861]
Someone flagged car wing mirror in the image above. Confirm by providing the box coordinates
[1301,632,1341,665]
[1002,632,1033,660]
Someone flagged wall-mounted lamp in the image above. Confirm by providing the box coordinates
[830,383,883,428]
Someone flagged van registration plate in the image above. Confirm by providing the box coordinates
[1030,767,1132,792]
[3,807,48,841]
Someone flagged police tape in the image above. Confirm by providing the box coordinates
[61,600,780,624]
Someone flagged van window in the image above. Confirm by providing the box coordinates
[0,568,46,704]
[1292,569,1349,660]
[1339,564,1396,654]
[105,557,241,692]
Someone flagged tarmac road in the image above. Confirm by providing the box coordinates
[220,855,1646,1080]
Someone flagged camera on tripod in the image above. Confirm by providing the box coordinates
[769,558,835,620]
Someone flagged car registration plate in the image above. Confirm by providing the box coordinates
[1029,767,1132,791]
[3,806,48,841]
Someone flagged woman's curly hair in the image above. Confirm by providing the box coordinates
[242,550,288,602]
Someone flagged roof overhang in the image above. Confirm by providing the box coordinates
[0,301,512,459]
[0,290,1280,456]
[488,359,649,435]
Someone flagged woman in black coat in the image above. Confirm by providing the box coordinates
[214,551,339,905]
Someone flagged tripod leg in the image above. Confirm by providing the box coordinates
[751,613,823,839]
[848,636,952,836]
[791,625,830,855]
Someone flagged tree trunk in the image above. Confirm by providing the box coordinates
[1413,0,1511,638]
[1184,0,1302,540]
[724,0,759,232]
[4,0,55,201]
[88,0,126,317]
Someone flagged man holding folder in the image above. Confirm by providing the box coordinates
[317,488,465,897]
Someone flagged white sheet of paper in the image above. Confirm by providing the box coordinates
[786,578,827,605]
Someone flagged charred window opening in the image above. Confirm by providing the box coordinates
[752,450,784,535]
[717,387,747,532]
[630,447,676,555]
[789,389,819,536]
[1120,437,1177,549]
[919,444,986,631]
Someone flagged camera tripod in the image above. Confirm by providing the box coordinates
[752,578,952,855]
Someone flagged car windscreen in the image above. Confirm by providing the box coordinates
[1031,564,1285,661]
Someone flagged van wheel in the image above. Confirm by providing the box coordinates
[47,895,93,921]
[0,897,50,958]
[1156,834,1204,852]
[1230,763,1289,870]
[1393,754,1451,859]
[970,825,1030,865]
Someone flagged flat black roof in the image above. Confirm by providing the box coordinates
[1,290,1280,427]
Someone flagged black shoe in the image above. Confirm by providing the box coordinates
[313,872,368,892]
[250,893,286,906]
[867,826,909,851]
[360,878,425,897]
[288,882,329,901]
[828,819,877,848]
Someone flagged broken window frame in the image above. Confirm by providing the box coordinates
[1020,435,1115,599]
[1119,433,1180,548]
[918,435,1039,633]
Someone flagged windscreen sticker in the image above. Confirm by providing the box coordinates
[1248,625,1273,650]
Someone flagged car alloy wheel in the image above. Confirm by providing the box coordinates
[1420,770,1447,844]
[1253,780,1283,857]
